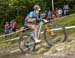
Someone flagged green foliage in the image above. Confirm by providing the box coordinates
[0,0,75,33]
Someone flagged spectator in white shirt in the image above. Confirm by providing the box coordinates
[57,8,63,17]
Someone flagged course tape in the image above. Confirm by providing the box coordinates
[0,25,75,43]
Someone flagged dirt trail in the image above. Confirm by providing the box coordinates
[0,50,75,58]
[0,33,75,58]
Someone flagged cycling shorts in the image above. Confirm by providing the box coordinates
[25,22,36,29]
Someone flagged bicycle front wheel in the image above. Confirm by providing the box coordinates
[44,23,67,47]
[18,33,35,54]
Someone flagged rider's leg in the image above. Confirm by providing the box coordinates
[25,23,40,43]
[34,25,41,43]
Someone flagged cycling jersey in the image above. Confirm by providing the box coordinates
[24,11,39,27]
[25,11,39,21]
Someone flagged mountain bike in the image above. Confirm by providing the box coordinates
[18,19,67,54]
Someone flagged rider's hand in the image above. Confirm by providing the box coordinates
[28,18,36,23]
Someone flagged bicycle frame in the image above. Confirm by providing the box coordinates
[30,20,44,39]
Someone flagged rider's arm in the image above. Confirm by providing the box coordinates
[27,12,36,23]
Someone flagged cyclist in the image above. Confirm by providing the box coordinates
[24,5,41,43]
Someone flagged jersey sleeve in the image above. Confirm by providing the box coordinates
[27,11,39,19]
[28,12,34,18]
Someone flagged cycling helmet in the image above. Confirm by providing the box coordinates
[34,5,41,11]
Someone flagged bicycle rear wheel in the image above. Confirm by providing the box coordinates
[18,31,35,54]
[44,23,67,47]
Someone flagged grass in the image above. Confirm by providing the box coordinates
[0,43,10,49]
[0,32,20,49]
[57,14,75,34]
[57,14,75,26]
[0,41,18,49]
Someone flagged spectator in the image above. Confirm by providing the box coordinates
[12,21,17,32]
[57,8,63,17]
[48,10,52,19]
[53,8,58,17]
[4,22,10,34]
[63,4,70,16]
[52,14,58,22]
[40,12,45,18]
[40,11,47,19]
[9,20,13,33]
